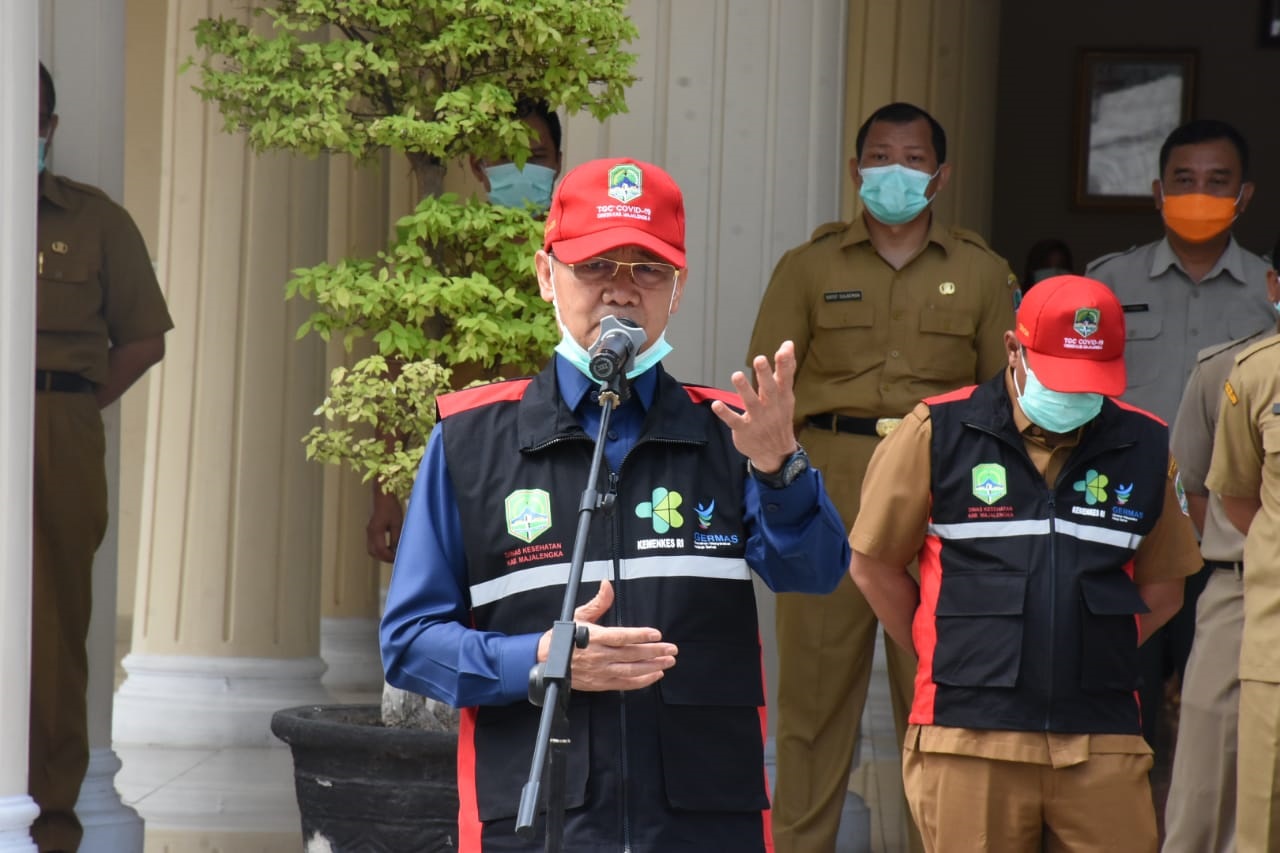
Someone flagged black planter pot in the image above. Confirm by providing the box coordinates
[271,704,459,852]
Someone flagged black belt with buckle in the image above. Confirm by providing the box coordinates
[1205,559,1243,574]
[807,413,881,437]
[35,369,95,393]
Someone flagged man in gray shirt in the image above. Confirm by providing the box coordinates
[1087,119,1273,748]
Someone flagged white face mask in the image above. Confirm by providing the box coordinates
[549,263,677,381]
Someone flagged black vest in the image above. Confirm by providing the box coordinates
[439,365,769,851]
[914,373,1169,735]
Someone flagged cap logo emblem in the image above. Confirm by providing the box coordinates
[607,164,643,204]
[1073,307,1100,338]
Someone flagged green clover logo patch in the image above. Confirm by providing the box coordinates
[1073,469,1109,506]
[635,487,684,534]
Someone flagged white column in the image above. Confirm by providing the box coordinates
[113,0,331,748]
[318,154,391,699]
[0,4,41,850]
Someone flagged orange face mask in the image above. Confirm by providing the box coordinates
[1160,189,1240,244]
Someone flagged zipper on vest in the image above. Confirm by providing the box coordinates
[1045,490,1057,731]
[607,469,634,852]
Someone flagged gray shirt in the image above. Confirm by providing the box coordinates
[1170,330,1271,563]
[1086,236,1274,424]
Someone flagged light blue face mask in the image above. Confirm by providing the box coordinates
[550,266,677,382]
[858,163,938,225]
[38,137,47,174]
[485,162,556,211]
[1016,350,1102,433]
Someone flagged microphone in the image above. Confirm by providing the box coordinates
[588,316,647,382]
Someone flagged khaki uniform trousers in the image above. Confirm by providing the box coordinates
[1161,567,1242,853]
[30,392,108,853]
[1237,679,1280,853]
[772,426,921,853]
[902,737,1156,853]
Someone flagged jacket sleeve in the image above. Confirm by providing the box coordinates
[379,425,541,707]
[744,467,851,594]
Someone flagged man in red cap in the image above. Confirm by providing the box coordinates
[847,275,1201,851]
[381,157,852,851]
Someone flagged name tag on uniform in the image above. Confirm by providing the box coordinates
[1122,303,1149,313]
[824,290,862,302]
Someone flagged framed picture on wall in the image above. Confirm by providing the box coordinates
[1073,49,1197,209]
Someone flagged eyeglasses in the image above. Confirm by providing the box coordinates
[557,256,679,288]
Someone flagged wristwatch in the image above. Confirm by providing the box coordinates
[747,445,810,489]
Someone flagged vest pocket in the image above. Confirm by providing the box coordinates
[1078,571,1149,692]
[473,702,590,822]
[932,571,1027,688]
[656,641,768,812]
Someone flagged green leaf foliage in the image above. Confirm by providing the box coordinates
[191,0,638,163]
[195,1,638,498]
[292,194,560,499]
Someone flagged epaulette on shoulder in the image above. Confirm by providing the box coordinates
[55,175,114,204]
[1196,328,1271,363]
[436,377,532,419]
[1235,333,1280,366]
[807,221,847,243]
[684,384,743,411]
[1084,245,1139,274]
[949,226,1011,264]
[923,384,978,406]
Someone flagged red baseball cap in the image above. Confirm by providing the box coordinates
[543,158,686,267]
[1015,275,1127,396]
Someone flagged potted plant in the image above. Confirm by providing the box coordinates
[189,1,637,848]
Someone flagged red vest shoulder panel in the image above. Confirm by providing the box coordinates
[437,378,533,419]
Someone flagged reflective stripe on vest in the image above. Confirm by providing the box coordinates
[927,518,1145,551]
[469,555,752,608]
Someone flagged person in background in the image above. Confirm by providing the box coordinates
[1161,237,1279,852]
[748,101,1015,853]
[367,99,563,563]
[1022,237,1074,293]
[33,62,174,852]
[851,275,1200,853]
[1086,118,1274,749]
[1204,241,1280,853]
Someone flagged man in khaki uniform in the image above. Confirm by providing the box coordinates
[851,275,1200,852]
[747,101,1015,851]
[1161,255,1277,850]
[1205,248,1280,853]
[33,63,173,852]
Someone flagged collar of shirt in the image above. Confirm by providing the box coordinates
[839,211,955,256]
[1150,235,1249,284]
[1003,367,1084,450]
[39,170,75,210]
[554,354,659,472]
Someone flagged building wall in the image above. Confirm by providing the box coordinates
[992,0,1280,278]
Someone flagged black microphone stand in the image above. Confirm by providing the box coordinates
[515,368,631,850]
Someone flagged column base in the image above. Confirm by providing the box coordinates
[0,795,38,852]
[319,617,382,698]
[113,654,330,748]
[78,748,144,851]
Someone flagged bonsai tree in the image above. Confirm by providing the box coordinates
[191,0,638,729]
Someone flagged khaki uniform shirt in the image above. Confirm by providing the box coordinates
[1086,237,1273,425]
[1206,334,1280,682]
[37,171,173,386]
[1171,332,1269,562]
[852,370,1202,766]
[748,215,1015,425]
